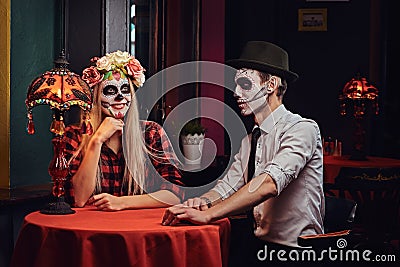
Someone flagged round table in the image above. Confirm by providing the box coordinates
[323,155,400,183]
[10,207,230,267]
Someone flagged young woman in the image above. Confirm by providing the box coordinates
[64,50,184,211]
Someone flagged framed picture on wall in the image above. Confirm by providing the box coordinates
[298,8,327,31]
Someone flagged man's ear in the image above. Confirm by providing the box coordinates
[265,76,279,93]
[263,82,274,94]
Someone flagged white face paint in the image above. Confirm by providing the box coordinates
[100,77,132,119]
[234,68,269,116]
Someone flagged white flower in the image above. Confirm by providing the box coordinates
[96,56,112,71]
[108,50,132,67]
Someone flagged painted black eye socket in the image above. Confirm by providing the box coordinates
[103,85,118,96]
[236,77,253,91]
[120,84,130,94]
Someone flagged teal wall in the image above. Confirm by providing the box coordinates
[10,0,58,188]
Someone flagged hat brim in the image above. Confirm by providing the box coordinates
[227,59,299,83]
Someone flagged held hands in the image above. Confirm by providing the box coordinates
[161,204,211,226]
[93,117,124,144]
[87,193,124,211]
[161,197,213,226]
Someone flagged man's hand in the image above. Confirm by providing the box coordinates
[161,204,211,226]
[87,193,124,211]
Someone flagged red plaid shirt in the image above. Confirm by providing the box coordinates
[62,121,184,204]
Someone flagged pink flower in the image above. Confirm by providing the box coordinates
[126,59,144,75]
[112,70,121,81]
[90,57,100,63]
[82,66,104,87]
[126,58,146,87]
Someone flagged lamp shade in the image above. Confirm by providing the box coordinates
[26,52,92,135]
[341,76,378,100]
[339,74,379,118]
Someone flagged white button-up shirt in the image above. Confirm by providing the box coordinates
[212,105,325,247]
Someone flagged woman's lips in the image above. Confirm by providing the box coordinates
[111,103,127,110]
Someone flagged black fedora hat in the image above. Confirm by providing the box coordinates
[227,41,299,83]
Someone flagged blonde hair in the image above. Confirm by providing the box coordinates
[69,79,147,195]
[122,80,147,195]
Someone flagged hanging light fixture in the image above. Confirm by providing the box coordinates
[25,0,93,214]
[339,74,379,160]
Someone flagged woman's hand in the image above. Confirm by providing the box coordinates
[161,204,212,226]
[88,193,125,211]
[92,117,124,144]
[183,197,211,211]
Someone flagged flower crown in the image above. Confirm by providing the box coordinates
[82,50,145,88]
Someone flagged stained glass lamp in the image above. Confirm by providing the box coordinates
[26,50,93,214]
[339,74,379,160]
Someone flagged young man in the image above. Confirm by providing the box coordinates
[162,41,324,264]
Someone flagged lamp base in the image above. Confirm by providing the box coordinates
[40,196,75,215]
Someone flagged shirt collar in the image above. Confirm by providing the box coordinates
[258,104,288,134]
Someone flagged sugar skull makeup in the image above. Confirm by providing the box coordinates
[100,77,132,119]
[234,68,268,116]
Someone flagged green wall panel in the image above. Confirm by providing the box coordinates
[10,0,57,187]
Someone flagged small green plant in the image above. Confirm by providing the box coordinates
[180,119,206,136]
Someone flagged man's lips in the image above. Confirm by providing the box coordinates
[237,98,249,109]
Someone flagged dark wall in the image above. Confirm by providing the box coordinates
[225,0,397,158]
[67,0,103,74]
[381,0,400,159]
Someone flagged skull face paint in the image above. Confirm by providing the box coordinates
[100,77,131,119]
[234,68,269,116]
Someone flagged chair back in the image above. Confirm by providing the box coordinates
[334,167,400,244]
[298,195,357,248]
[324,195,357,233]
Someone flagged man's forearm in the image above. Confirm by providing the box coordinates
[200,190,222,207]
[205,173,277,222]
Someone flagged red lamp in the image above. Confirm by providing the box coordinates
[26,51,93,214]
[339,74,379,160]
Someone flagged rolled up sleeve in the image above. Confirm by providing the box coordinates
[263,120,319,195]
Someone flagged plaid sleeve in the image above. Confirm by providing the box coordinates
[144,121,185,201]
[61,125,83,204]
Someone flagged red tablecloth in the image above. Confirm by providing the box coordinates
[10,207,231,267]
[324,155,400,183]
